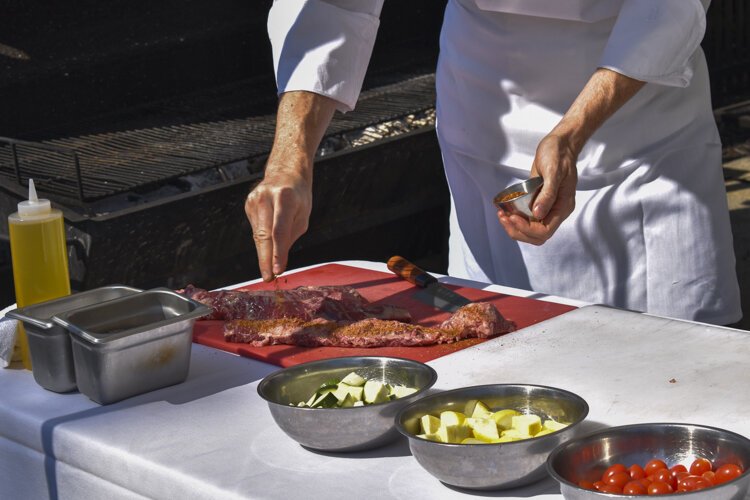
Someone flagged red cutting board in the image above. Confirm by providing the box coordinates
[192,263,576,367]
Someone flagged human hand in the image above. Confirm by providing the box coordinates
[245,166,312,281]
[497,133,578,245]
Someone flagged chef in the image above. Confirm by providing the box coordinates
[245,0,741,325]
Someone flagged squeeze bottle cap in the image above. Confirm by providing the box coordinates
[17,179,52,217]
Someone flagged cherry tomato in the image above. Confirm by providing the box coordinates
[638,477,652,489]
[702,470,716,484]
[623,480,647,495]
[714,463,744,485]
[678,474,704,491]
[603,463,628,479]
[654,468,676,489]
[670,464,688,483]
[689,457,712,476]
[606,471,631,489]
[593,480,605,491]
[644,458,668,476]
[629,464,646,480]
[669,464,687,475]
[578,480,596,490]
[692,477,712,490]
[599,483,623,494]
[648,481,674,495]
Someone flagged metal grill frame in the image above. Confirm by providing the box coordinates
[0,75,437,205]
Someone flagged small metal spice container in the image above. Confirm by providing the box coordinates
[5,285,142,393]
[53,288,211,404]
[493,176,544,220]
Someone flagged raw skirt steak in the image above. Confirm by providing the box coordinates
[224,302,516,347]
[180,285,412,322]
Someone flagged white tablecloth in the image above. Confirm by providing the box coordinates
[2,261,749,499]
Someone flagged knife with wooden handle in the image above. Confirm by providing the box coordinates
[387,256,472,312]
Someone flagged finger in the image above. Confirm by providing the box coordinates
[531,171,560,221]
[245,192,276,282]
[270,200,298,277]
[497,211,546,245]
[508,215,548,245]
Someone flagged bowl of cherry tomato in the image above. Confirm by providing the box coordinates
[546,423,750,498]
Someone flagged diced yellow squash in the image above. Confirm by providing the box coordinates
[464,399,493,419]
[495,434,522,443]
[534,429,553,437]
[463,400,480,417]
[437,424,472,444]
[491,409,521,430]
[416,433,444,442]
[439,410,466,427]
[511,414,542,437]
[542,419,569,432]
[501,428,528,441]
[461,437,489,444]
[471,418,500,442]
[420,414,441,434]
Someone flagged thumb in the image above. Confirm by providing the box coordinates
[530,171,559,221]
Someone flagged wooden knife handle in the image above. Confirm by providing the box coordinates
[387,256,438,288]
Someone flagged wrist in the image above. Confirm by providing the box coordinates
[549,116,593,156]
[264,151,314,183]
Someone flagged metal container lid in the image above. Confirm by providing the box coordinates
[53,288,211,345]
[5,285,142,331]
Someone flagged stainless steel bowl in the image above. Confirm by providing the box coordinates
[493,176,544,220]
[547,423,750,499]
[395,384,589,490]
[257,356,438,452]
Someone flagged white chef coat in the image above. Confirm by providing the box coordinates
[267,0,742,325]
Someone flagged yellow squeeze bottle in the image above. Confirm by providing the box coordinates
[8,179,71,370]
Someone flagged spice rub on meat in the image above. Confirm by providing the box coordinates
[180,285,412,323]
[224,302,516,347]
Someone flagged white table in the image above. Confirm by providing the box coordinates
[2,261,749,499]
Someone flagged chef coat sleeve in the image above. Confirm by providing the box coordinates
[598,0,710,87]
[268,0,384,113]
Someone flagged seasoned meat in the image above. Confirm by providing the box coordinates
[180,285,412,323]
[224,302,515,347]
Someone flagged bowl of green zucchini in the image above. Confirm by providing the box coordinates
[257,356,438,452]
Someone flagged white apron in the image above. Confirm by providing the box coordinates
[436,0,741,324]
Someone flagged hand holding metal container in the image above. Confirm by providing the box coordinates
[493,176,544,221]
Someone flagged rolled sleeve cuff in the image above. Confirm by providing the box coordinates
[268,0,381,112]
[599,0,707,87]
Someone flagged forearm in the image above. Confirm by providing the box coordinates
[266,91,338,181]
[551,68,646,153]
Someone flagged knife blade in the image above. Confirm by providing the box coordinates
[387,256,472,312]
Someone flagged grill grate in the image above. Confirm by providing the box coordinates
[0,74,436,203]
